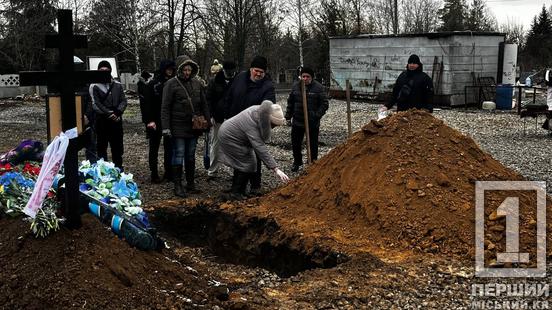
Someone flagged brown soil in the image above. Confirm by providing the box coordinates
[0,214,223,309]
[216,110,552,263]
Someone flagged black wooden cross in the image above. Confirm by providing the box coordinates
[19,10,111,228]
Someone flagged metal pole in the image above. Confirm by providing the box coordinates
[301,79,312,164]
[346,79,352,137]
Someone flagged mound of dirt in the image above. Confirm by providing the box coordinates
[244,110,552,261]
[0,214,221,309]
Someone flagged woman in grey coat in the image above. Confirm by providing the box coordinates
[161,58,210,197]
[219,100,289,199]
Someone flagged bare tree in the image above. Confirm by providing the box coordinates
[368,0,396,34]
[203,0,260,69]
[400,0,441,33]
[53,0,91,31]
[88,0,161,72]
[281,0,316,66]
[499,17,526,47]
[157,0,203,60]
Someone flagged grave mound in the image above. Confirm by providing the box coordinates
[256,110,550,260]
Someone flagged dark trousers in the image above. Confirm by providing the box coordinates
[95,117,124,169]
[291,125,320,165]
[249,156,262,189]
[76,126,97,163]
[148,129,172,174]
[85,128,98,163]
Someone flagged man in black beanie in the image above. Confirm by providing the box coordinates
[89,59,127,170]
[384,54,434,113]
[223,55,276,196]
[285,66,328,172]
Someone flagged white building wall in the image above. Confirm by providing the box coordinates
[330,33,507,105]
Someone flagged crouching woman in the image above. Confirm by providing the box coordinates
[219,100,289,199]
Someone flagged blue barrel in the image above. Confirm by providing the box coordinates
[495,84,513,110]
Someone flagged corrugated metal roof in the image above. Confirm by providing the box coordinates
[330,31,506,40]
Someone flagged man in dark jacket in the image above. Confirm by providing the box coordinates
[90,60,127,170]
[225,56,276,118]
[384,54,434,112]
[223,55,276,195]
[205,60,237,178]
[285,67,329,172]
[141,60,175,183]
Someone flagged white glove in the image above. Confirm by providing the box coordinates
[274,168,289,183]
[162,129,171,137]
[377,105,389,120]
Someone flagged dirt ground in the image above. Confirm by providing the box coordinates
[0,97,551,309]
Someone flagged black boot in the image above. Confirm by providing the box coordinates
[172,165,186,198]
[184,160,200,193]
[247,172,263,197]
[162,167,173,182]
[222,173,237,193]
[150,169,162,184]
[229,170,248,200]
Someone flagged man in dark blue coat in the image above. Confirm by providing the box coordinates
[223,55,276,195]
[225,56,276,118]
[384,54,434,113]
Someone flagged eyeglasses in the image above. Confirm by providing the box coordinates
[252,68,265,75]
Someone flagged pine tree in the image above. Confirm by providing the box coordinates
[439,0,467,31]
[529,6,552,36]
[523,5,552,69]
[465,0,496,31]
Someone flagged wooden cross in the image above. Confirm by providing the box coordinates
[19,10,111,229]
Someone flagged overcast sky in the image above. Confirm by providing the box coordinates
[486,0,552,30]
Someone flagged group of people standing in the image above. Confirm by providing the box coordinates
[138,55,329,199]
[84,53,433,200]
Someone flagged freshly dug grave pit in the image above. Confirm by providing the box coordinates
[149,200,353,277]
[0,214,223,309]
[219,110,551,262]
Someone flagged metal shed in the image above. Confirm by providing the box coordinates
[329,32,513,106]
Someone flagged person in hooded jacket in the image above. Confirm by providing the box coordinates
[383,54,434,113]
[219,100,289,199]
[161,58,210,198]
[89,60,127,170]
[205,60,237,178]
[141,59,176,183]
